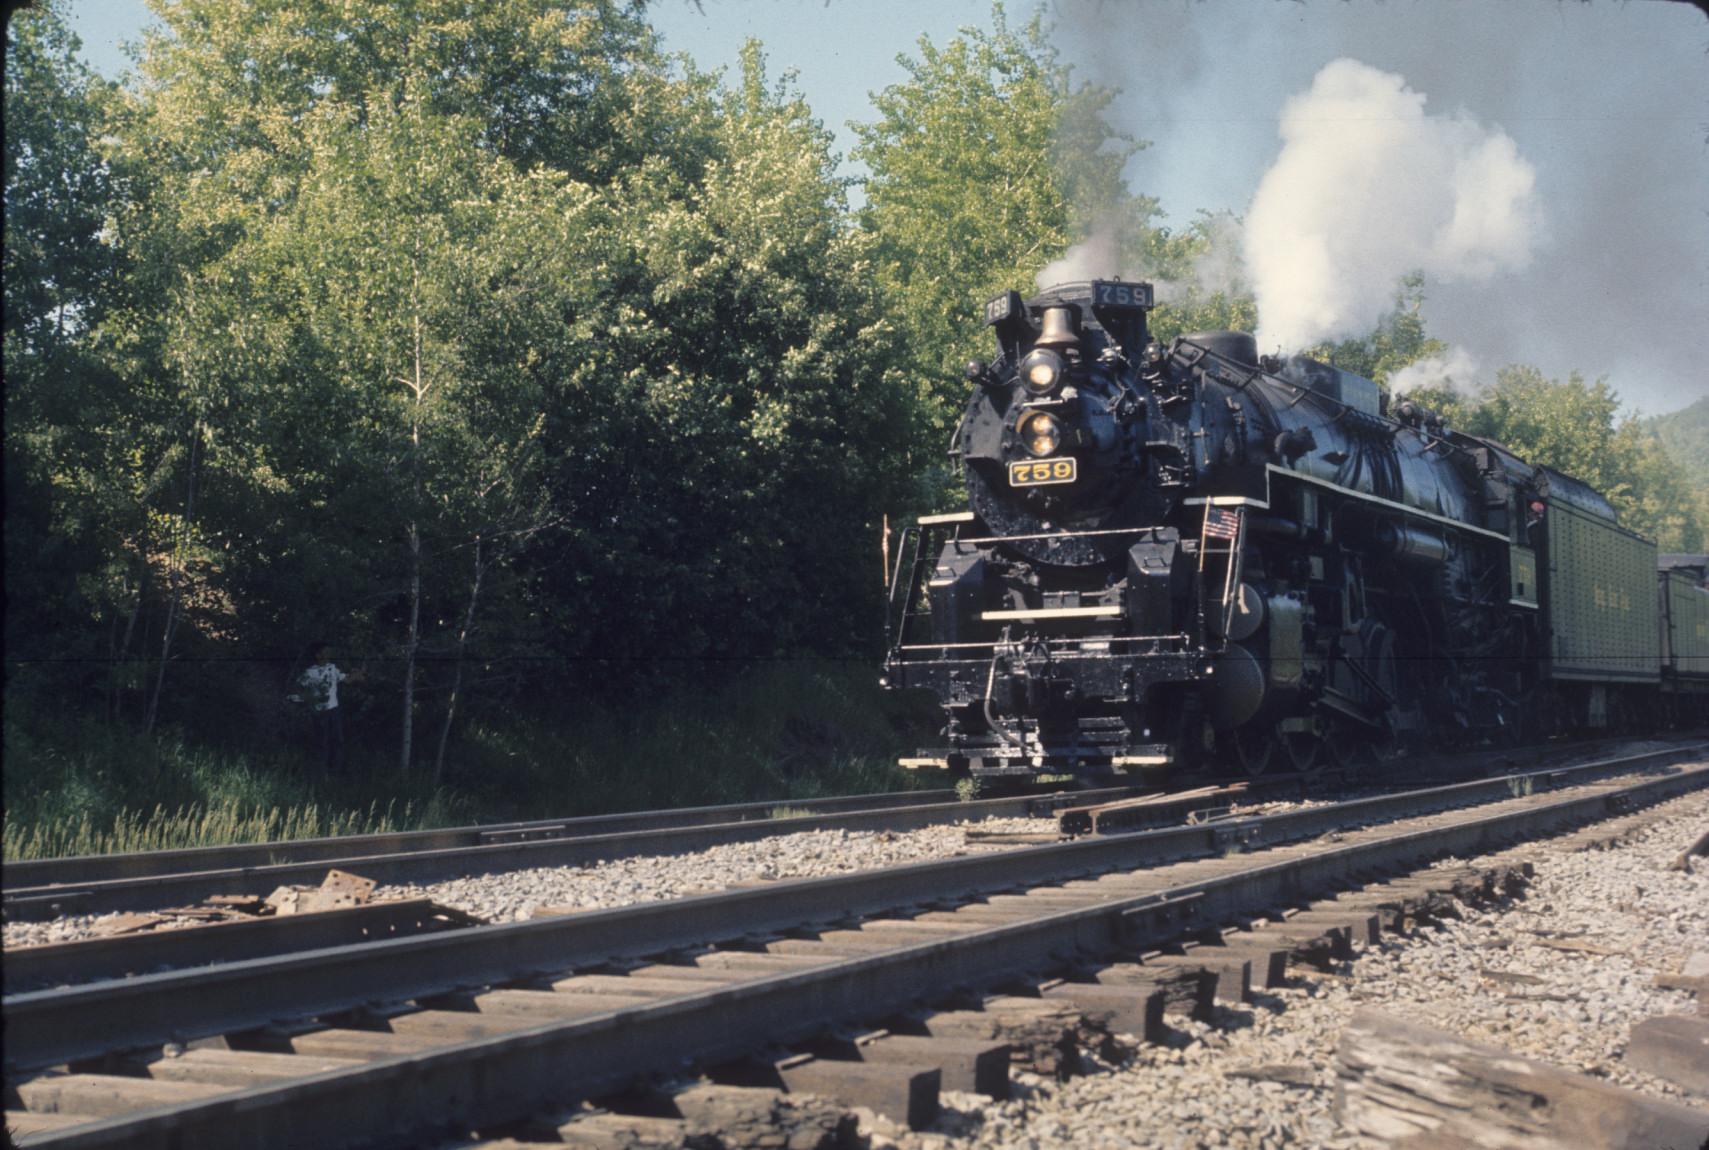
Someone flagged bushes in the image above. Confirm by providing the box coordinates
[431,659,936,820]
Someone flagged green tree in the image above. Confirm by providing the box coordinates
[524,43,916,673]
[1309,273,1447,386]
[1620,428,1704,551]
[1459,365,1703,547]
[3,0,116,364]
[1645,396,1709,551]
[852,4,1155,438]
[107,0,667,763]
[1145,211,1258,343]
[1466,366,1629,496]
[2,1,159,721]
[91,3,921,769]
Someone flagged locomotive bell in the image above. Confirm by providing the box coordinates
[1034,305,1082,350]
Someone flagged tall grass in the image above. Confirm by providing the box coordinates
[4,660,938,860]
[2,706,463,861]
[4,799,418,860]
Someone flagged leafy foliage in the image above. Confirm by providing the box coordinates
[851,4,1155,437]
[524,43,914,668]
[1309,273,1447,385]
[1645,395,1709,550]
[1144,211,1258,343]
[1649,396,1709,484]
[1458,367,1707,550]
[3,1,134,677]
[6,0,922,776]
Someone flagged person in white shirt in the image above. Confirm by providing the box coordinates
[293,643,352,775]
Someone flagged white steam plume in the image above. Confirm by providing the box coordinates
[1388,346,1481,397]
[1244,59,1541,353]
[1180,211,1246,299]
[1036,225,1120,290]
[1037,210,1247,303]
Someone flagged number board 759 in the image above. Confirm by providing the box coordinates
[1009,459,1077,487]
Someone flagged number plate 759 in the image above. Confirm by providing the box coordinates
[1009,459,1077,487]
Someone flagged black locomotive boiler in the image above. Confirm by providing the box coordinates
[882,280,1709,782]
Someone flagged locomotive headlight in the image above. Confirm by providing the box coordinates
[1018,348,1066,395]
[1018,410,1062,457]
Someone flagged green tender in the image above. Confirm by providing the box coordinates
[1660,569,1709,681]
[1544,501,1660,682]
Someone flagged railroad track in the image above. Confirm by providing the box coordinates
[5,733,1676,924]
[0,785,1133,922]
[8,738,1670,998]
[4,743,1703,1148]
[1,899,481,996]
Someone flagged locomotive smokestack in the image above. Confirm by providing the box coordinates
[1034,304,1081,351]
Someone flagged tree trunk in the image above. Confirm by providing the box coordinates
[400,517,420,773]
[145,427,199,735]
[108,559,148,724]
[398,263,426,776]
[433,534,485,785]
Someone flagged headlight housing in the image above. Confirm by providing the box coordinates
[1018,410,1062,457]
[1018,348,1066,396]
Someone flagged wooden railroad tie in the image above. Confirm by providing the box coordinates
[1626,1013,1709,1096]
[1336,1008,1709,1149]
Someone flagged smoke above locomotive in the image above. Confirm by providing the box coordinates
[883,280,1699,782]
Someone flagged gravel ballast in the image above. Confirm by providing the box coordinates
[375,816,1060,923]
[1,815,1062,947]
[3,778,1703,1146]
[860,790,1709,1150]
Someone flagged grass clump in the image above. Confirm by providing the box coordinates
[4,798,416,861]
[4,659,939,860]
[1,704,463,861]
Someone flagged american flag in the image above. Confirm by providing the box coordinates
[1203,506,1242,541]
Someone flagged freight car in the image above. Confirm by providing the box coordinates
[882,279,1708,782]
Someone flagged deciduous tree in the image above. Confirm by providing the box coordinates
[852,4,1155,438]
[1464,366,1705,548]
[3,1,158,719]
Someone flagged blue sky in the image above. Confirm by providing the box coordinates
[59,0,1709,416]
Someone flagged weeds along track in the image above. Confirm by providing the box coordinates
[6,790,974,888]
[3,744,1704,1148]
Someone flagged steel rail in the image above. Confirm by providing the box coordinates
[19,756,1708,1149]
[2,786,1136,922]
[7,733,1676,918]
[1,899,475,996]
[3,788,971,889]
[5,743,1698,1076]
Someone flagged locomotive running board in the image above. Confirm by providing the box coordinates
[1186,465,1510,543]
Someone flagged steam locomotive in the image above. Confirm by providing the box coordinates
[882,280,1709,782]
